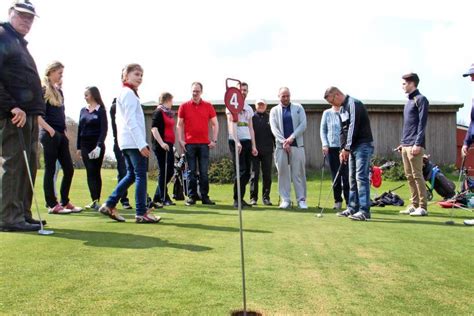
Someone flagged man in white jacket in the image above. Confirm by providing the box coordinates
[269,87,308,209]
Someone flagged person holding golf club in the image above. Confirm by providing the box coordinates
[38,61,82,215]
[396,73,430,216]
[461,63,474,226]
[76,86,108,211]
[99,63,161,223]
[249,99,275,206]
[0,0,46,231]
[320,102,349,211]
[270,87,308,209]
[324,87,374,221]
[177,82,219,206]
[226,82,258,208]
[151,92,176,207]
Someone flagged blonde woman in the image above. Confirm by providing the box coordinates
[39,61,81,214]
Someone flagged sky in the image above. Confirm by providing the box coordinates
[1,0,473,155]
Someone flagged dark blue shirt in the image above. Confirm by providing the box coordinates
[77,106,108,149]
[282,103,297,147]
[43,89,66,133]
[401,89,429,148]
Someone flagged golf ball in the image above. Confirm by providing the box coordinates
[317,214,322,218]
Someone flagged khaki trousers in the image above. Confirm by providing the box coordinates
[401,146,428,209]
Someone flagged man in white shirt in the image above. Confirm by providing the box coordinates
[226,82,258,208]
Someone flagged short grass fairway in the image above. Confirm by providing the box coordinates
[1,169,473,315]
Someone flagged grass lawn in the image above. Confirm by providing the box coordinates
[1,169,473,315]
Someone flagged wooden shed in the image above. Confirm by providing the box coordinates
[143,100,462,170]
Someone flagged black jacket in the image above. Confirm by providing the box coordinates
[339,95,373,151]
[0,22,44,118]
[252,111,275,155]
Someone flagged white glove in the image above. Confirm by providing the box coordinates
[88,146,101,159]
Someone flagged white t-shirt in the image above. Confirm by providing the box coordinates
[226,103,254,140]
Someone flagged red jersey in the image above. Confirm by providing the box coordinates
[178,99,216,144]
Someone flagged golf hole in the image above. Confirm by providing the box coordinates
[231,310,262,316]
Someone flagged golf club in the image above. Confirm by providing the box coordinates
[316,162,343,218]
[316,155,326,209]
[17,127,54,235]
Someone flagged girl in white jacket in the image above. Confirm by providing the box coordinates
[99,64,160,223]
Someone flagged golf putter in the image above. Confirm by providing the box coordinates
[17,128,54,235]
[316,163,343,218]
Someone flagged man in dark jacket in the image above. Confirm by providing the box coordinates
[0,0,45,231]
[324,86,374,221]
[249,99,275,205]
[397,73,429,216]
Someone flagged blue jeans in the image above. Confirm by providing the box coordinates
[185,144,210,199]
[106,149,147,216]
[348,142,374,215]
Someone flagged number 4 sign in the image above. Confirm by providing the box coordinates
[224,78,244,122]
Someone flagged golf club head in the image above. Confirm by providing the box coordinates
[316,214,323,218]
[445,221,455,225]
[38,229,54,235]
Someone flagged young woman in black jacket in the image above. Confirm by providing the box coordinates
[77,86,108,210]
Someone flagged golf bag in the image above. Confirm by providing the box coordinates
[370,161,396,188]
[172,153,201,200]
[422,155,455,200]
[173,154,186,200]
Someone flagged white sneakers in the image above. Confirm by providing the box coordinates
[298,200,308,209]
[279,199,308,209]
[410,207,428,216]
[279,200,291,209]
[464,219,474,226]
[399,206,416,215]
[334,202,342,211]
[400,206,427,216]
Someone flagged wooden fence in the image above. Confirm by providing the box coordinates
[143,100,462,170]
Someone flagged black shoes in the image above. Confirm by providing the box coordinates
[263,199,273,206]
[25,217,47,226]
[1,221,40,232]
[233,200,252,208]
[121,201,133,209]
[201,198,216,205]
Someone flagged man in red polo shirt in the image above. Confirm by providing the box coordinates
[177,82,219,205]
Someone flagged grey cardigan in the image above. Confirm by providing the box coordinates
[269,102,307,148]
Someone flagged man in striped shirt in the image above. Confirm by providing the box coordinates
[324,87,374,221]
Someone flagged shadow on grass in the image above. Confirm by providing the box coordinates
[75,208,237,218]
[371,217,471,228]
[50,228,213,251]
[160,209,237,216]
[373,208,473,220]
[160,222,272,234]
